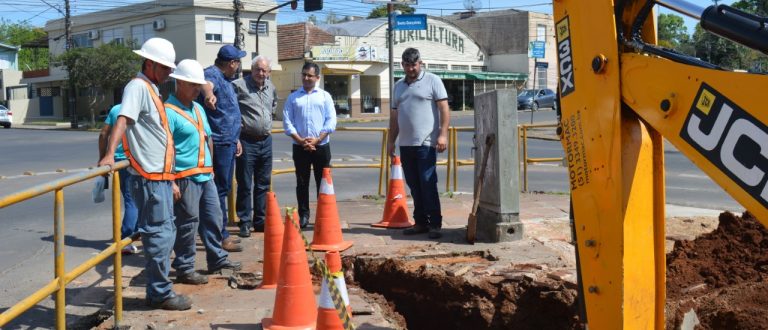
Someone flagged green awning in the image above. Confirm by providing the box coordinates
[394,70,527,81]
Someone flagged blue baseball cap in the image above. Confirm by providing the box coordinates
[217,44,247,61]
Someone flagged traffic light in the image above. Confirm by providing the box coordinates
[304,0,322,12]
[290,0,297,10]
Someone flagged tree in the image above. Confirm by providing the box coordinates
[57,42,139,126]
[367,4,415,18]
[0,19,48,71]
[657,14,688,49]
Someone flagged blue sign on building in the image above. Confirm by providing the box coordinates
[530,41,546,58]
[394,14,427,30]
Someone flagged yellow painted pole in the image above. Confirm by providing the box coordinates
[452,128,458,192]
[517,126,522,190]
[446,127,452,192]
[522,126,529,192]
[54,188,65,330]
[0,280,59,326]
[111,172,123,327]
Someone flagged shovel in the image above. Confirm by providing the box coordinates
[467,133,495,244]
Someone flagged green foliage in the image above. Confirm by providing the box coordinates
[657,14,689,49]
[367,4,415,18]
[0,19,48,70]
[57,42,140,125]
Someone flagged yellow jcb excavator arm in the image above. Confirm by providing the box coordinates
[553,0,768,328]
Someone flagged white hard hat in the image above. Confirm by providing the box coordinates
[133,38,176,69]
[169,59,206,85]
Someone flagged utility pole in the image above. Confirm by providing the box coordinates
[233,0,244,78]
[65,0,77,129]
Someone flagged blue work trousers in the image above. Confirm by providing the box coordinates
[400,146,442,228]
[118,168,138,239]
[172,179,229,275]
[130,177,176,303]
[235,135,273,227]
[212,142,236,238]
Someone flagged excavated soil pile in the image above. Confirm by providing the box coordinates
[666,211,768,329]
[352,254,583,330]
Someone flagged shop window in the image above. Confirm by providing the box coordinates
[205,18,235,43]
[360,75,381,114]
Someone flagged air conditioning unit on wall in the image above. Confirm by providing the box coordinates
[88,30,99,40]
[153,19,165,31]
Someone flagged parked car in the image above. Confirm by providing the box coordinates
[0,105,11,128]
[517,89,557,111]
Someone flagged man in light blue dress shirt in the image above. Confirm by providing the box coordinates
[283,62,337,228]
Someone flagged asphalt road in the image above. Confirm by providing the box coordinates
[0,109,743,328]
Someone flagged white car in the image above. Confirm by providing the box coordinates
[0,105,11,128]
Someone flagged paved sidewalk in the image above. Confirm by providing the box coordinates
[92,192,725,329]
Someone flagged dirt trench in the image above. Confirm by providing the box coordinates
[344,211,768,330]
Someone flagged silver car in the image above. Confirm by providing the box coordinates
[0,105,11,128]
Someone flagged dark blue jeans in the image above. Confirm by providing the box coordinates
[400,146,442,228]
[235,135,273,227]
[172,179,228,275]
[118,167,138,239]
[212,142,236,238]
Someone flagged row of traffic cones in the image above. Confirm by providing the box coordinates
[259,158,413,329]
[259,168,353,330]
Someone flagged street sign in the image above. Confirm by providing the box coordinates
[394,14,427,30]
[529,41,546,58]
[535,62,549,68]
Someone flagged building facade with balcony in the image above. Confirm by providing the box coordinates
[19,0,280,125]
[274,16,527,118]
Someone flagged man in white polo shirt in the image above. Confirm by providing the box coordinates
[387,47,450,239]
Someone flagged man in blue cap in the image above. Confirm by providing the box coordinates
[199,44,246,252]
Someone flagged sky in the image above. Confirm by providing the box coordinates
[0,0,735,33]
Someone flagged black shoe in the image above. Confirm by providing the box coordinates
[299,215,310,228]
[428,227,443,239]
[403,224,429,235]
[146,295,192,310]
[238,223,252,238]
[175,271,209,285]
[252,223,265,232]
[208,260,242,274]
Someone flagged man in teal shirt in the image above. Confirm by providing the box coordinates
[98,104,139,254]
[166,59,241,284]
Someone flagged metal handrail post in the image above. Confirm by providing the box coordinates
[452,128,458,192]
[54,189,65,330]
[446,127,452,192]
[523,126,529,192]
[112,172,123,327]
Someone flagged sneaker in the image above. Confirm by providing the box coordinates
[121,244,139,255]
[428,227,443,239]
[238,223,252,238]
[208,260,243,274]
[146,295,192,311]
[299,215,310,228]
[175,271,209,285]
[403,224,429,235]
[252,223,265,233]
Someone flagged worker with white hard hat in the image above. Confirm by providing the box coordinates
[164,59,242,286]
[98,37,193,311]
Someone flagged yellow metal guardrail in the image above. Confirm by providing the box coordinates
[227,127,389,224]
[0,160,133,329]
[518,123,563,192]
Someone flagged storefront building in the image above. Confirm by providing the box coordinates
[274,16,526,118]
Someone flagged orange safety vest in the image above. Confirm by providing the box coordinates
[122,78,176,181]
[165,103,214,179]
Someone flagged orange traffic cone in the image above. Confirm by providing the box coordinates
[310,168,353,252]
[372,156,414,228]
[259,192,284,289]
[262,211,317,330]
[317,250,352,330]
